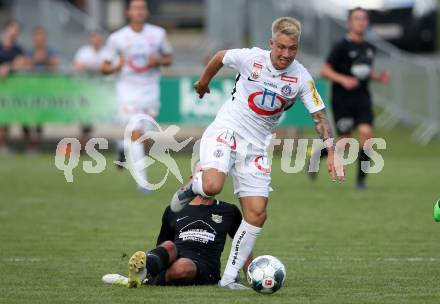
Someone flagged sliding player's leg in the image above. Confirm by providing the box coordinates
[170,127,235,212]
[127,240,177,288]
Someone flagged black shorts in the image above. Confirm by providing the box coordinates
[331,92,373,135]
[192,258,220,285]
[179,252,220,285]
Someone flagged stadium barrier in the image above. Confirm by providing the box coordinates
[0,74,329,127]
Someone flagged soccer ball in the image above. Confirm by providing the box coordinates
[247,255,286,294]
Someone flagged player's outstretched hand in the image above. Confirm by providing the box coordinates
[327,151,344,183]
[194,80,211,99]
[379,70,391,84]
[341,76,359,90]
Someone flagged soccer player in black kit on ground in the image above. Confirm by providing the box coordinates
[102,163,253,288]
[318,7,390,190]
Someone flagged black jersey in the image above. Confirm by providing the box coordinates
[0,43,24,65]
[156,200,242,273]
[326,37,376,98]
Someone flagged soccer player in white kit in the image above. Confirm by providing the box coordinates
[170,17,344,289]
[101,0,172,192]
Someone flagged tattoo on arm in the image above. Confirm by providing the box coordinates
[311,110,335,151]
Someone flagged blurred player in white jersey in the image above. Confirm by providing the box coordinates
[170,17,344,289]
[101,0,172,192]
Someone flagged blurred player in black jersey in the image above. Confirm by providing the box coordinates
[319,7,390,190]
[102,163,252,288]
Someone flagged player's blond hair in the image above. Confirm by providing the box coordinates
[271,17,301,40]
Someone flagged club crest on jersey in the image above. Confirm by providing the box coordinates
[281,84,293,96]
[281,75,298,83]
[211,214,223,224]
[250,62,263,80]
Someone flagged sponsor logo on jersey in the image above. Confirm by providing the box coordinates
[216,130,237,150]
[127,53,152,73]
[179,220,217,244]
[177,216,189,222]
[211,214,223,224]
[247,76,260,82]
[281,75,298,83]
[307,80,322,106]
[264,81,278,89]
[248,89,286,116]
[250,62,263,80]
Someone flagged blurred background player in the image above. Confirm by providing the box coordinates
[73,31,108,150]
[320,7,390,190]
[23,26,60,153]
[101,0,173,192]
[0,20,29,154]
[103,162,252,287]
[170,17,344,290]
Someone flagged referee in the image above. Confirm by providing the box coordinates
[320,7,390,190]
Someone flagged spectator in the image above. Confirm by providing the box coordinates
[73,31,108,149]
[29,26,59,71]
[24,26,60,153]
[73,31,107,73]
[0,20,29,154]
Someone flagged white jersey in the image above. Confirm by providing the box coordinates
[104,23,172,89]
[214,47,325,148]
[73,45,109,71]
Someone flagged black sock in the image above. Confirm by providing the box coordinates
[146,246,170,277]
[358,149,370,184]
[150,270,167,286]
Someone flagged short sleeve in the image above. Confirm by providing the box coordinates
[326,40,344,68]
[102,34,119,62]
[228,204,243,238]
[222,48,252,72]
[159,33,173,55]
[156,207,174,245]
[298,68,325,114]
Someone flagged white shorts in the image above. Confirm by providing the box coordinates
[116,82,160,132]
[199,124,273,198]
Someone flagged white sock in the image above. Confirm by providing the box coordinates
[191,171,209,197]
[220,220,261,285]
[130,140,148,188]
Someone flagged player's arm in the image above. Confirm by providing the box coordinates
[100,35,123,75]
[370,68,391,84]
[101,56,123,75]
[311,110,344,183]
[194,50,227,98]
[156,207,174,246]
[149,53,172,68]
[320,63,359,90]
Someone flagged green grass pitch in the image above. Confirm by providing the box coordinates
[1,129,439,303]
